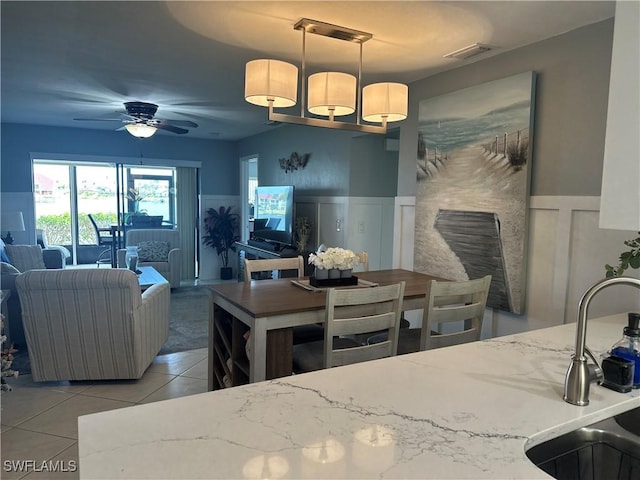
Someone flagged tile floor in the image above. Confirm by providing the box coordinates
[0,348,209,479]
[0,274,225,479]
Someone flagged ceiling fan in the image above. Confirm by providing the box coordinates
[74,101,198,137]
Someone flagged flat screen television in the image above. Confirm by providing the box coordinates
[252,185,295,248]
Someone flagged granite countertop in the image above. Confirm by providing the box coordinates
[79,313,640,479]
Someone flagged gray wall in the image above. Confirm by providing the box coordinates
[237,120,399,197]
[349,135,398,197]
[398,19,614,197]
[0,123,239,196]
[238,123,355,195]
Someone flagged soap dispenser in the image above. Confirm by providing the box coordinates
[609,312,640,389]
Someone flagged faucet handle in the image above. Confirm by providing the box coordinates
[585,346,604,383]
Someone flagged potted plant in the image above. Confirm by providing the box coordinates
[125,187,147,225]
[203,206,240,280]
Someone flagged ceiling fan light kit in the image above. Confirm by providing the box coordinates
[244,18,408,134]
[125,123,158,138]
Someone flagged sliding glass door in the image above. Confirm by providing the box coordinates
[34,162,118,263]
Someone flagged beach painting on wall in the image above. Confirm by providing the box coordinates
[415,71,536,314]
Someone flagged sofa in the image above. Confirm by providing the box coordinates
[0,240,66,348]
[16,268,170,381]
[117,229,181,288]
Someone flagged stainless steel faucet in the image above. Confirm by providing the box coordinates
[564,276,640,406]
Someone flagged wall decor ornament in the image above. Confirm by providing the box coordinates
[279,152,310,173]
[414,71,536,314]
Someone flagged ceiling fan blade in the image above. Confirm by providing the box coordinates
[74,117,123,122]
[157,119,198,128]
[155,123,189,135]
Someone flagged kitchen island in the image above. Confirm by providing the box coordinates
[79,313,639,479]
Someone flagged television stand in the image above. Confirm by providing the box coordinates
[247,239,280,252]
[235,242,313,280]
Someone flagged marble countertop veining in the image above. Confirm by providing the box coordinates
[78,314,640,479]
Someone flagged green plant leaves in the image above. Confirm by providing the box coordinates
[605,232,640,277]
[202,206,240,268]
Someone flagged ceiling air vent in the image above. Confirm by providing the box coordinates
[444,43,493,60]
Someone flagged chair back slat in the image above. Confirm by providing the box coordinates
[430,302,486,325]
[331,342,394,367]
[332,311,396,337]
[244,256,304,282]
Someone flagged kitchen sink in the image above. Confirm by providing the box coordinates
[526,407,640,480]
[615,406,640,436]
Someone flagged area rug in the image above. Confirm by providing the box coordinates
[8,286,211,375]
[159,286,211,355]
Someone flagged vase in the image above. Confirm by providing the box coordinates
[315,267,329,280]
[340,268,352,278]
[125,246,138,270]
[297,234,309,253]
[328,268,340,279]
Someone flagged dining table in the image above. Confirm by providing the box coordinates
[208,269,447,390]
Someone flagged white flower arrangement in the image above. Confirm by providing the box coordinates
[308,247,358,270]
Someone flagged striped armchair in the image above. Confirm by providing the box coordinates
[16,269,170,381]
[117,229,181,288]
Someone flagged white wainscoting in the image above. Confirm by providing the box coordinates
[394,195,640,338]
[199,195,240,281]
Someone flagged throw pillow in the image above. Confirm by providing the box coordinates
[5,244,46,272]
[136,241,170,262]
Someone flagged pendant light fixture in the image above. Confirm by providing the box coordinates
[244,18,408,134]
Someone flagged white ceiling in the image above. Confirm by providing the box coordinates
[1,1,615,141]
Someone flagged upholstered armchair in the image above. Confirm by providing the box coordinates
[16,269,170,381]
[117,229,181,288]
[1,241,66,348]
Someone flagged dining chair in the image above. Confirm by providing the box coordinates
[355,251,369,272]
[293,281,406,373]
[244,256,325,345]
[88,213,114,267]
[370,275,491,354]
[350,251,410,343]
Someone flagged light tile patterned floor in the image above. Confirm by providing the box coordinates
[0,348,208,479]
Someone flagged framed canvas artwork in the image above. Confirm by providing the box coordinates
[415,71,536,314]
